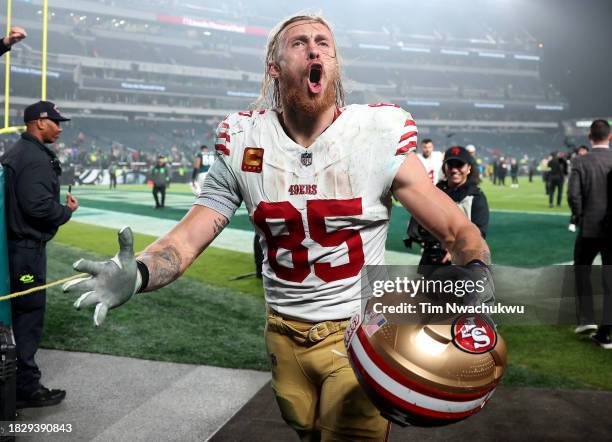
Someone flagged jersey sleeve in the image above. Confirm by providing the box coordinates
[381,106,418,190]
[194,156,242,219]
[193,117,244,219]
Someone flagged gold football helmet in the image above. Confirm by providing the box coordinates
[345,294,507,427]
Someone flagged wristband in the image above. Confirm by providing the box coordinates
[136,260,150,293]
[466,259,489,268]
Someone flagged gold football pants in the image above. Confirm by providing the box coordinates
[265,310,390,441]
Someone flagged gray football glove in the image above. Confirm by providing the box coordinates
[63,227,140,326]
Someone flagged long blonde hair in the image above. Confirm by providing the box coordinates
[253,14,346,110]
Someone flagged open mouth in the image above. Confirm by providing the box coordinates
[307,64,323,94]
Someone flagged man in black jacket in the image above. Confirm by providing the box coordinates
[0,101,79,407]
[548,151,568,207]
[568,119,612,349]
[0,26,27,57]
[151,155,170,208]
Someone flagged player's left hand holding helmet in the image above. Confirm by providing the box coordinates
[428,259,495,306]
[345,278,506,427]
[63,227,139,326]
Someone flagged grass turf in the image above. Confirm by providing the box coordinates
[500,325,612,390]
[45,240,268,370]
[45,222,612,390]
[54,222,264,298]
[479,177,570,214]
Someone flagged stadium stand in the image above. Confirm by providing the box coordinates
[0,0,568,171]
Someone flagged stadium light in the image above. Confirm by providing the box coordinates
[401,47,430,53]
[474,103,505,109]
[514,54,540,61]
[478,52,506,58]
[441,49,469,56]
[535,105,564,111]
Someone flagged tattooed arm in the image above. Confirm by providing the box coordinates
[137,205,229,291]
[392,154,491,265]
[65,184,235,325]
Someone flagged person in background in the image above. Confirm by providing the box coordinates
[466,144,484,177]
[0,101,78,408]
[577,145,589,157]
[407,146,489,273]
[466,144,476,160]
[568,146,590,231]
[498,156,507,186]
[108,162,117,190]
[568,120,612,348]
[405,138,445,251]
[191,145,215,195]
[548,151,568,208]
[0,26,27,57]
[540,154,552,195]
[151,155,170,209]
[528,158,536,183]
[510,158,519,188]
[416,138,443,184]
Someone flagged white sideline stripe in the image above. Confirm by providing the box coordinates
[351,333,487,414]
[490,209,570,216]
[78,187,569,217]
[70,206,582,265]
[556,256,602,265]
[71,206,423,263]
[72,207,254,254]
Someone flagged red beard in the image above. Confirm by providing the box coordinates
[279,71,337,118]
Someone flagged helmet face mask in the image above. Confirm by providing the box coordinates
[345,295,507,427]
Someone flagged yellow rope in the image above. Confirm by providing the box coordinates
[0,251,144,302]
[0,272,88,302]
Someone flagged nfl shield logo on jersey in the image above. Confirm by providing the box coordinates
[301,152,313,166]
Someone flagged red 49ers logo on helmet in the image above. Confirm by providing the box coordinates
[451,314,497,354]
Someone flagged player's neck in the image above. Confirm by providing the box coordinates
[279,105,337,148]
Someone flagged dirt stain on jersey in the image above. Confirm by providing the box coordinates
[322,166,353,199]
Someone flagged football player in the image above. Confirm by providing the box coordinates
[64,14,492,441]
[417,138,444,184]
[191,145,215,195]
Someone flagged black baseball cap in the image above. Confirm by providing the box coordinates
[23,101,71,123]
[443,146,473,165]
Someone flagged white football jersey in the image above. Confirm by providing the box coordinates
[214,104,417,321]
[417,151,444,184]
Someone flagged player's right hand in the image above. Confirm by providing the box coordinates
[63,227,139,326]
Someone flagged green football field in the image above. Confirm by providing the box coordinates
[67,177,576,266]
[32,177,611,390]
